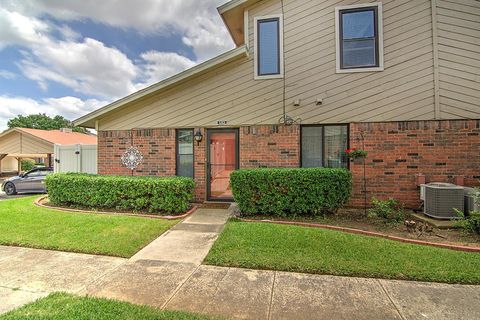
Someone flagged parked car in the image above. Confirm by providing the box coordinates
[1,167,53,195]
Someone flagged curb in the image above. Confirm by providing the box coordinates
[238,218,480,253]
[34,196,197,220]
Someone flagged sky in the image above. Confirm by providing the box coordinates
[0,0,234,130]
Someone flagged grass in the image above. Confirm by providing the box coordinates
[204,220,480,284]
[0,196,178,257]
[0,293,212,320]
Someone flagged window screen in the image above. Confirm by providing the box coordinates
[257,18,280,76]
[340,8,378,69]
[301,127,323,168]
[301,125,348,168]
[176,129,194,178]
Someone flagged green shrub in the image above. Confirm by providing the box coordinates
[21,159,35,172]
[456,188,480,235]
[45,173,195,214]
[230,168,352,216]
[368,197,405,223]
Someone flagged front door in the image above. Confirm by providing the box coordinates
[207,129,239,201]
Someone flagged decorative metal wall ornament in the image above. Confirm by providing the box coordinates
[121,146,144,170]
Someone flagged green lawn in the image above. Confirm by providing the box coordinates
[0,293,212,320]
[0,196,178,257]
[204,220,480,284]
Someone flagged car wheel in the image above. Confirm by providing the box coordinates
[4,182,17,195]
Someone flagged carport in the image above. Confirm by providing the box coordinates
[0,128,97,174]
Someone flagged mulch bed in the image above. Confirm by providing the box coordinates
[35,196,197,220]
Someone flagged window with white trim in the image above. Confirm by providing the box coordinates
[254,15,284,79]
[335,3,383,73]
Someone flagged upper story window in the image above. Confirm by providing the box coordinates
[254,15,284,79]
[335,3,383,73]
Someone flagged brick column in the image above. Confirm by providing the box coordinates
[194,128,206,202]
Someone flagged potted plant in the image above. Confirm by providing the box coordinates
[345,148,368,160]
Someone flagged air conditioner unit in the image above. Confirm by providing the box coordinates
[424,183,464,220]
[464,187,480,215]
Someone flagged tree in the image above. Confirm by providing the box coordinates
[7,114,87,133]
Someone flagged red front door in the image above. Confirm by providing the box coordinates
[207,129,238,201]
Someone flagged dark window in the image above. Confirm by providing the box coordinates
[339,7,378,69]
[176,129,194,178]
[301,125,348,168]
[257,18,280,76]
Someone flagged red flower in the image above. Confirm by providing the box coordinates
[345,149,352,154]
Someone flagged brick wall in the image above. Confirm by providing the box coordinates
[98,125,299,202]
[194,128,206,201]
[349,120,480,208]
[98,120,479,207]
[239,124,300,168]
[98,128,175,177]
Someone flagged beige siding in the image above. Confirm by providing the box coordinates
[98,0,478,131]
[0,131,21,154]
[1,156,18,172]
[21,135,52,154]
[436,0,480,119]
[0,131,53,155]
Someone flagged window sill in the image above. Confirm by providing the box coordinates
[254,74,284,80]
[336,66,384,74]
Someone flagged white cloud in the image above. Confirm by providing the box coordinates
[19,37,138,98]
[0,95,108,130]
[0,70,16,79]
[0,0,234,60]
[0,8,50,49]
[137,51,196,89]
[57,25,81,41]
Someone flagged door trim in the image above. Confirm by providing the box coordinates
[206,128,239,202]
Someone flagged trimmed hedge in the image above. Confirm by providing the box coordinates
[230,168,352,216]
[45,173,195,214]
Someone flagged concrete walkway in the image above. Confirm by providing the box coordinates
[0,245,125,314]
[130,208,230,264]
[1,207,480,319]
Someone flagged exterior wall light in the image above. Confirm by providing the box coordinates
[194,130,203,145]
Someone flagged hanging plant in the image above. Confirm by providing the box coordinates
[345,148,368,159]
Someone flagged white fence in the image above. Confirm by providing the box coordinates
[54,144,97,174]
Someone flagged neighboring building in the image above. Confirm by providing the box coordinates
[0,128,97,174]
[75,0,480,207]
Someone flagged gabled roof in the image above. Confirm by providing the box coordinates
[74,45,248,128]
[0,128,97,145]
